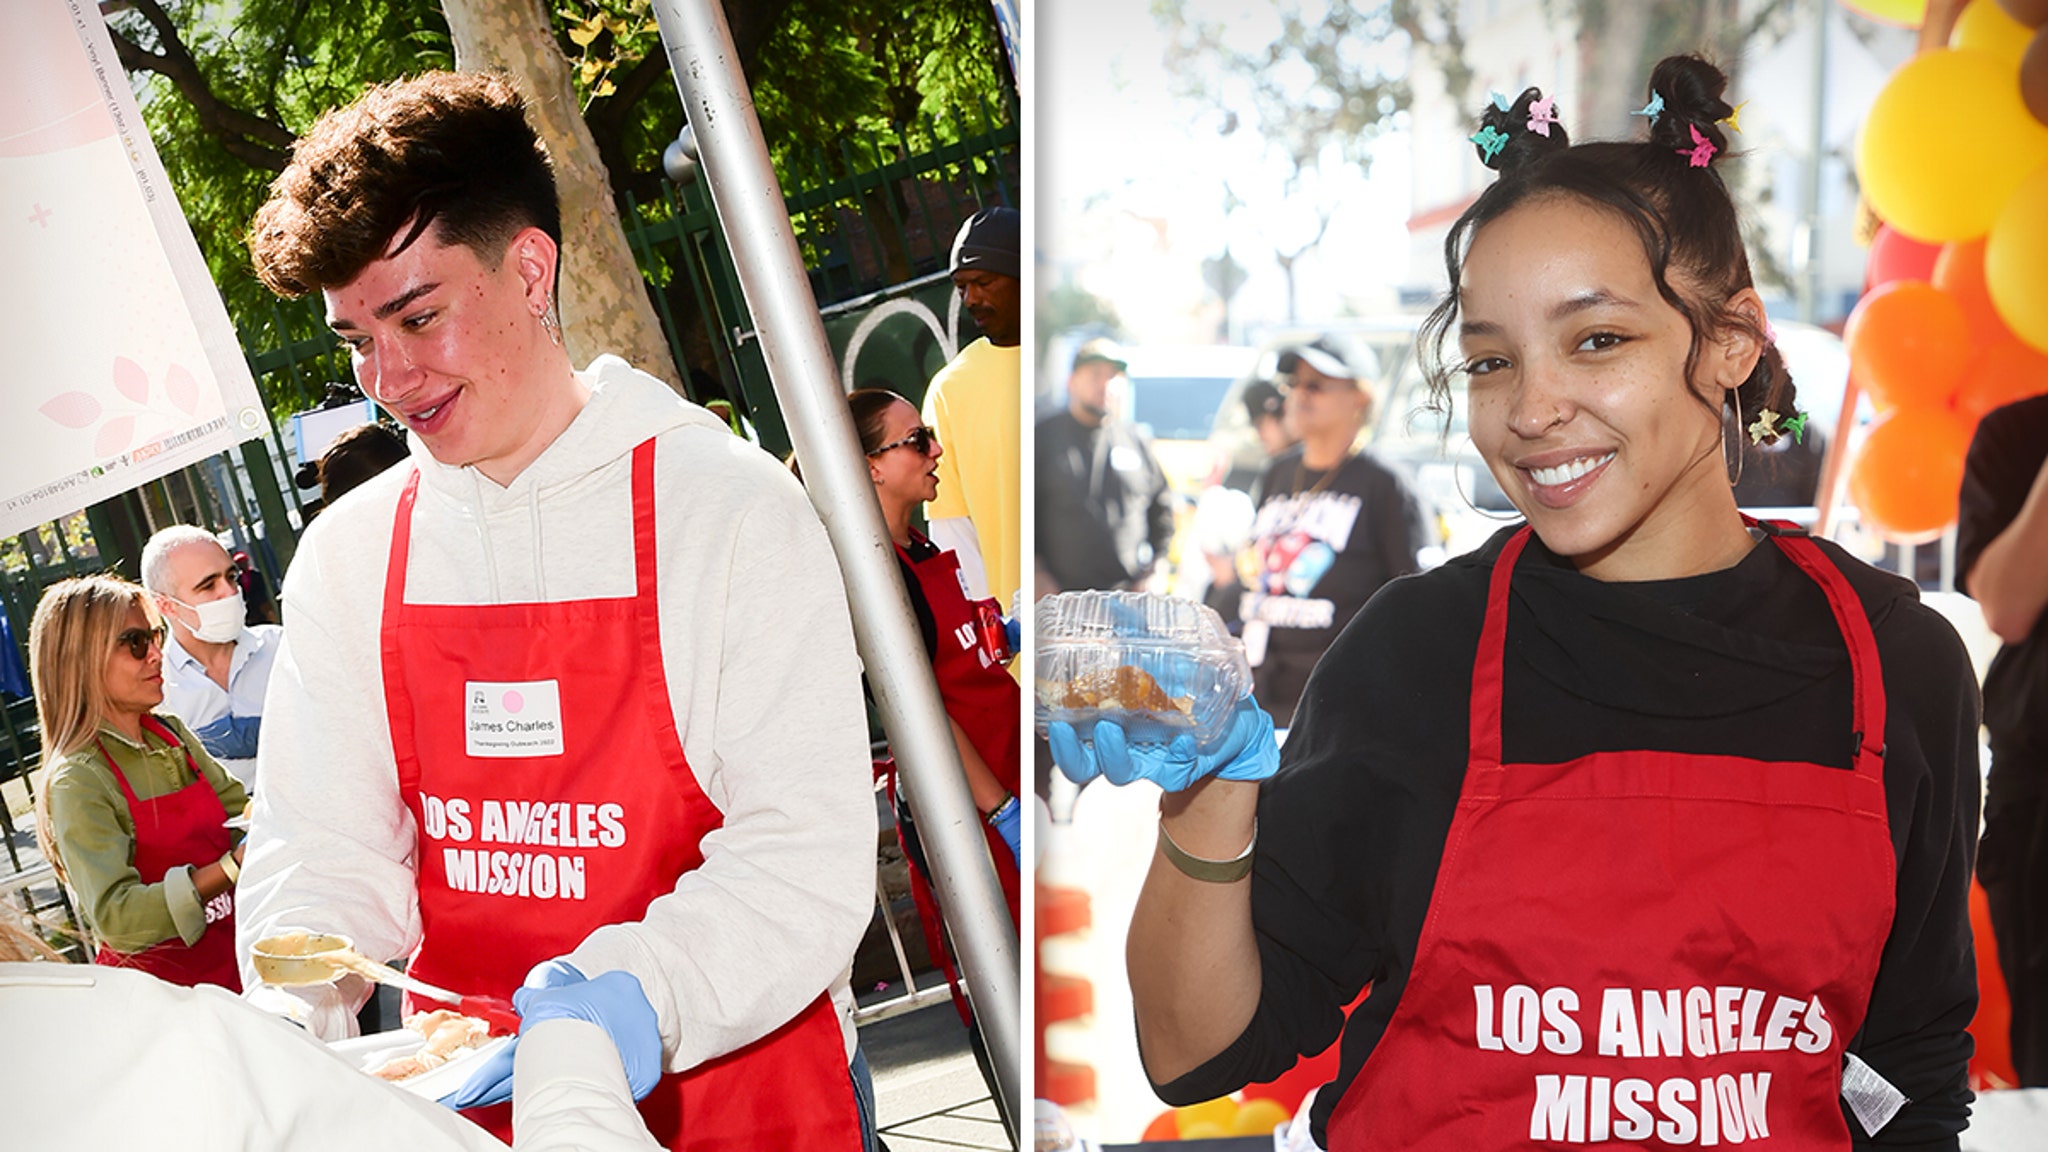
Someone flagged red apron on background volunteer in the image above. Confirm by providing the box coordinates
[381,440,861,1150]
[93,715,240,990]
[1326,525,1897,1150]
[900,532,1021,921]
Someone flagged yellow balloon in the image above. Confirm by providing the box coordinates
[1952,0,2034,67]
[1177,1121,1230,1140]
[1985,164,2048,355]
[1174,1097,1237,1134]
[1857,48,2048,241]
[1841,0,1928,25]
[1231,1099,1294,1136]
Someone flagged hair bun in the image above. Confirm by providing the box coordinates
[1472,86,1569,173]
[1644,55,1733,163]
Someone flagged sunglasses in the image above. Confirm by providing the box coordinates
[868,426,939,457]
[114,622,169,661]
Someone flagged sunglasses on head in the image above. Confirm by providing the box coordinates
[868,426,939,456]
[114,622,169,661]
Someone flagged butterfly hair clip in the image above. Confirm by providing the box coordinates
[1527,95,1559,137]
[1470,125,1510,162]
[1632,91,1665,119]
[1679,124,1716,168]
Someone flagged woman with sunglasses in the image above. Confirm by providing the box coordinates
[847,388,1021,919]
[30,575,247,989]
[1053,58,1977,1149]
[1202,335,1435,728]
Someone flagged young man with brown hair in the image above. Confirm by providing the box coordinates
[236,71,877,1150]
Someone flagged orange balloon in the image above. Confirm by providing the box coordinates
[1141,1110,1181,1142]
[1848,407,1976,541]
[1956,337,2048,419]
[1844,280,1973,408]
[1933,237,2017,348]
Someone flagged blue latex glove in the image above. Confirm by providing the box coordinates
[1003,614,1022,655]
[437,1036,518,1110]
[434,959,630,1110]
[988,795,1022,865]
[1047,694,1278,792]
[513,967,664,1100]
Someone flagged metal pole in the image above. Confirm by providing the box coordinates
[647,0,1022,1136]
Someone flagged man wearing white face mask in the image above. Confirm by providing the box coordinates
[141,526,284,791]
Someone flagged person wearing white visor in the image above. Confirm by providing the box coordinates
[141,526,283,791]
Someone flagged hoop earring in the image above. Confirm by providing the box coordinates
[1453,437,1525,523]
[537,302,563,348]
[1722,393,1744,488]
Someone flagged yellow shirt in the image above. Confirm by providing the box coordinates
[922,338,1021,608]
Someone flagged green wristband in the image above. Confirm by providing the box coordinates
[1157,820,1256,883]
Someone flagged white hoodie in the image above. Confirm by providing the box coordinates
[236,357,874,1072]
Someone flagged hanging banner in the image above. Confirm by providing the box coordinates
[0,0,269,539]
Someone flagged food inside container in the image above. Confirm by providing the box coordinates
[330,1013,509,1100]
[1034,591,1252,751]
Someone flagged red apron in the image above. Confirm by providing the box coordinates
[1326,525,1897,1150]
[92,715,240,990]
[381,440,861,1150]
[899,533,1021,921]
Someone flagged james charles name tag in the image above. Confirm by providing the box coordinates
[466,680,565,758]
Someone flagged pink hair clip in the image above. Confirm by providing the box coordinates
[1679,124,1716,168]
[1527,96,1559,137]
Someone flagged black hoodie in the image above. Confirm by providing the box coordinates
[1157,525,1982,1151]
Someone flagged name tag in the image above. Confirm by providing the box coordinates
[1111,444,1144,472]
[465,680,565,758]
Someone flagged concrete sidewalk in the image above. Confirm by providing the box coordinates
[859,995,1015,1152]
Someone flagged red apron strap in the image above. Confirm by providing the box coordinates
[384,466,423,615]
[631,439,658,600]
[93,737,144,808]
[382,467,425,793]
[138,714,199,775]
[1748,518,1889,781]
[1466,527,1533,786]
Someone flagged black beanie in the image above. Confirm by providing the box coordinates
[949,206,1019,279]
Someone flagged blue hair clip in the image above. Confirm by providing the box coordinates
[1490,90,1512,113]
[1632,91,1665,119]
[1470,125,1510,162]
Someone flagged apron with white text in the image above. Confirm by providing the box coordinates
[382,440,861,1150]
[92,715,240,990]
[1325,525,1897,1149]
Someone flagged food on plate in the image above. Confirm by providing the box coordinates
[1052,664,1194,719]
[370,1010,491,1081]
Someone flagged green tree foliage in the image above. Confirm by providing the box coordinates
[111,0,1009,416]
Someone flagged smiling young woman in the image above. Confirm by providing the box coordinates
[1048,54,1981,1152]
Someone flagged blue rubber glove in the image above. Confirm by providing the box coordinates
[512,967,665,1100]
[1047,694,1278,792]
[434,959,632,1110]
[988,795,1022,865]
[437,1037,519,1110]
[1003,614,1022,655]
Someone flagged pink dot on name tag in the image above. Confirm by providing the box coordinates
[502,690,525,713]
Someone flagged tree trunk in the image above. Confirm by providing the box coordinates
[441,0,685,393]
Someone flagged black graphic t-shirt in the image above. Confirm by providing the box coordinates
[1206,445,1433,726]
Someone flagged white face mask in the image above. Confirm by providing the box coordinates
[173,591,245,644]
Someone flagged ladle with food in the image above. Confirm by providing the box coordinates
[252,932,521,1034]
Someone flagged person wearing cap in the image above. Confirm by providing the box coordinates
[922,206,1022,615]
[1202,336,1434,727]
[1035,338,1174,595]
[1218,377,1299,494]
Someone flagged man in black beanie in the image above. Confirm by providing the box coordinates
[922,206,1022,621]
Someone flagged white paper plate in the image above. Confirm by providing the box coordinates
[224,815,251,831]
[330,1029,512,1100]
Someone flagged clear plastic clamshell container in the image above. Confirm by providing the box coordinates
[1033,590,1253,751]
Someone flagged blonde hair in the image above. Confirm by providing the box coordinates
[29,576,158,885]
